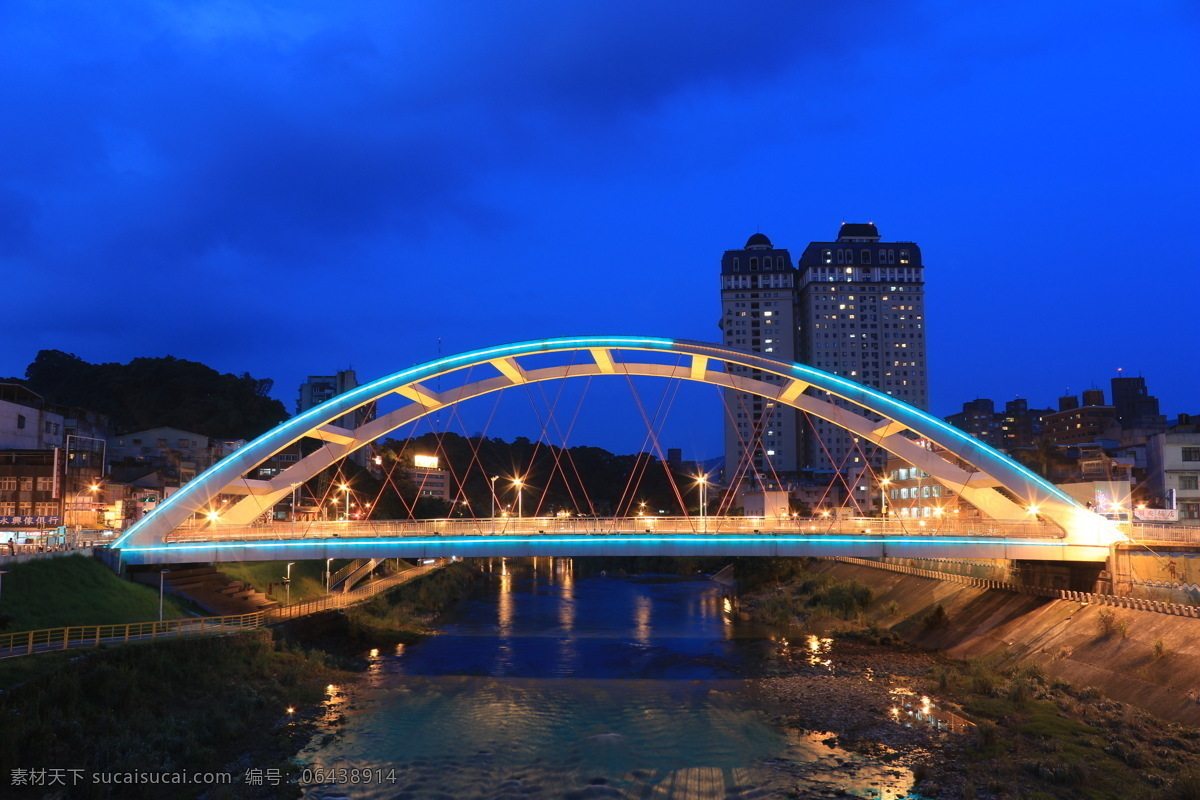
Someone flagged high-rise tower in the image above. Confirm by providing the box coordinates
[718,233,802,483]
[795,223,927,484]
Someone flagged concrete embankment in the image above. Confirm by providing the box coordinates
[811,559,1200,726]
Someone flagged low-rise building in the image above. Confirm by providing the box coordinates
[1146,418,1200,525]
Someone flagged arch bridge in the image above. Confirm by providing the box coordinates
[110,337,1122,565]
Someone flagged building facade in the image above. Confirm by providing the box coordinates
[718,233,802,480]
[795,223,927,508]
[1146,423,1200,525]
[718,223,928,513]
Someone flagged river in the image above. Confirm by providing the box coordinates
[295,558,920,799]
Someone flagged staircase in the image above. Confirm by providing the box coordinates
[134,566,279,616]
[329,559,380,593]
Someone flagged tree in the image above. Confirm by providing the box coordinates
[23,350,289,439]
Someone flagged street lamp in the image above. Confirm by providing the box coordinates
[339,484,350,520]
[512,478,524,519]
[290,482,301,533]
[285,561,296,606]
[490,476,499,533]
[158,568,170,621]
[326,557,333,593]
[879,477,891,519]
[696,474,709,533]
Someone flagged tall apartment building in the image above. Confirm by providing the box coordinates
[719,223,928,502]
[298,370,361,426]
[718,233,802,482]
[795,223,927,483]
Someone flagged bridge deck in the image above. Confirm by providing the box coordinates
[118,523,1109,566]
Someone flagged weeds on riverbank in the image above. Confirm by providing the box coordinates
[742,567,873,626]
[343,561,477,643]
[0,630,346,800]
[914,657,1200,799]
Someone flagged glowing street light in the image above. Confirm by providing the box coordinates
[696,473,709,533]
[512,478,524,519]
[340,483,350,520]
[879,477,891,518]
[490,476,499,532]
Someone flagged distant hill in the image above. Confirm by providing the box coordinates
[22,349,289,439]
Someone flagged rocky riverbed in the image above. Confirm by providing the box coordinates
[744,622,1200,799]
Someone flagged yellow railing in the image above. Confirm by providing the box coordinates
[0,612,265,658]
[0,562,447,658]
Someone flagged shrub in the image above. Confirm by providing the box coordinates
[1155,638,1167,659]
[923,603,949,630]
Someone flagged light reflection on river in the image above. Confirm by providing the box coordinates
[296,558,917,799]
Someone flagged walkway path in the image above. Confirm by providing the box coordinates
[0,560,446,660]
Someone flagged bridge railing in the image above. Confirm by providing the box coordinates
[0,562,447,658]
[1127,522,1200,545]
[0,612,265,658]
[162,515,1065,543]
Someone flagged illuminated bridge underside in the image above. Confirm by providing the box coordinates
[118,534,1110,566]
[112,336,1121,553]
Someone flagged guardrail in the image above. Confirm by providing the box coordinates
[164,516,1066,543]
[835,557,1200,619]
[0,562,446,658]
[266,562,442,621]
[0,612,264,658]
[1127,523,1200,545]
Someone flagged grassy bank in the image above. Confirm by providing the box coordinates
[0,555,190,633]
[0,629,347,799]
[911,658,1200,799]
[219,559,336,605]
[277,561,479,659]
[736,559,874,626]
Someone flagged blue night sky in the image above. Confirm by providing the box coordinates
[1,2,1197,460]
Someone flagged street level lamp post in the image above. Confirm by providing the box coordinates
[490,476,499,534]
[696,474,709,533]
[158,568,170,622]
[513,479,524,520]
[285,562,296,606]
[880,478,891,522]
[326,557,333,593]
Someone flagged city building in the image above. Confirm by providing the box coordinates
[1146,417,1200,525]
[1042,390,1119,445]
[718,233,802,480]
[945,397,1049,453]
[795,223,927,510]
[298,370,365,430]
[107,426,219,487]
[405,454,450,501]
[883,444,979,520]
[718,223,928,514]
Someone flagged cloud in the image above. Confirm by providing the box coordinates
[0,1,916,277]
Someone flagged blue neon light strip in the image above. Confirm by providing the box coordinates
[122,534,1072,555]
[113,336,675,548]
[114,334,1091,549]
[782,358,1078,507]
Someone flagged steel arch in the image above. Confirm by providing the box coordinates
[111,336,1120,548]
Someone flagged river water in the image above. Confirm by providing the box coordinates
[295,558,919,800]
